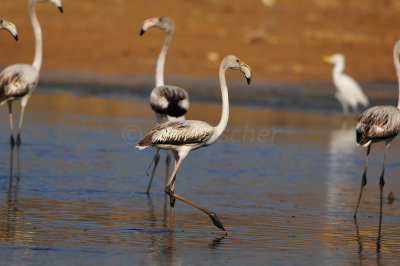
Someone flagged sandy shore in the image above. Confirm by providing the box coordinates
[1,0,400,83]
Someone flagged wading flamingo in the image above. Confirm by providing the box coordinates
[354,40,400,228]
[140,16,189,193]
[137,55,251,232]
[0,0,63,147]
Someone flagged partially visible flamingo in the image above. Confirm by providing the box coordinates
[140,16,189,193]
[354,40,400,229]
[0,0,63,147]
[0,19,18,40]
[137,55,251,232]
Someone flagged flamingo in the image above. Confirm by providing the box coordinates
[136,55,251,232]
[354,40,400,227]
[0,0,63,147]
[0,19,18,41]
[322,53,369,114]
[140,16,189,193]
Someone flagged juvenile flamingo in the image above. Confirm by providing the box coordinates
[0,0,63,147]
[354,40,400,228]
[137,55,251,232]
[140,16,189,193]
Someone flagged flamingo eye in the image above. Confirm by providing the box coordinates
[236,59,239,63]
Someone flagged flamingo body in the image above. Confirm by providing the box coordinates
[353,40,400,226]
[0,64,38,104]
[136,55,251,231]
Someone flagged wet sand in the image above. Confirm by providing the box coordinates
[0,91,399,264]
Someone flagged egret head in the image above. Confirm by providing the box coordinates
[140,16,174,36]
[37,0,63,13]
[223,55,252,85]
[0,19,18,41]
[322,53,345,65]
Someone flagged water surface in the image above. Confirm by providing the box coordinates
[0,90,399,265]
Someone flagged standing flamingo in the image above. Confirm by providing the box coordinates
[0,19,18,41]
[354,40,400,228]
[136,55,251,232]
[0,0,63,147]
[140,16,189,193]
[323,53,369,114]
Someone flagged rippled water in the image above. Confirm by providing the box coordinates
[0,91,399,265]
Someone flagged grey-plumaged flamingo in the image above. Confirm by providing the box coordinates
[0,0,63,147]
[0,19,18,40]
[323,53,369,114]
[354,40,400,226]
[140,16,189,193]
[136,55,251,232]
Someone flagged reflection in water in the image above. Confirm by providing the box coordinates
[3,146,21,243]
[208,235,226,249]
[354,217,382,265]
[326,123,357,211]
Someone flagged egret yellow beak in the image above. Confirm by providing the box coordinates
[322,55,332,63]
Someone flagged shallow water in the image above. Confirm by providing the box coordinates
[0,91,400,265]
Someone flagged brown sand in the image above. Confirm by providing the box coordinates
[1,0,400,83]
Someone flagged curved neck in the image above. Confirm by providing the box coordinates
[155,29,173,87]
[30,0,42,71]
[394,49,400,108]
[208,65,229,144]
[333,60,344,79]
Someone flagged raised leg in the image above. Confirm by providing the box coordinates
[164,154,225,232]
[7,101,15,147]
[378,143,390,228]
[354,145,371,218]
[16,104,26,147]
[146,149,160,194]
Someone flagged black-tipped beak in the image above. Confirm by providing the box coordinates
[246,77,251,85]
[140,29,145,36]
[58,6,63,13]
[14,34,18,41]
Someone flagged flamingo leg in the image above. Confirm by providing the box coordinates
[7,101,15,147]
[354,145,371,218]
[164,155,225,232]
[165,151,171,185]
[165,156,182,231]
[378,143,390,228]
[16,104,26,147]
[146,149,160,194]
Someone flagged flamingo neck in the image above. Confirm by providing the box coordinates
[30,0,42,71]
[208,65,229,145]
[395,52,400,109]
[155,29,173,87]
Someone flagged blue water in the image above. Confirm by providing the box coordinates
[0,89,399,265]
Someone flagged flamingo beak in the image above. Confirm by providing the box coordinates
[140,18,158,36]
[240,63,252,85]
[1,20,18,41]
